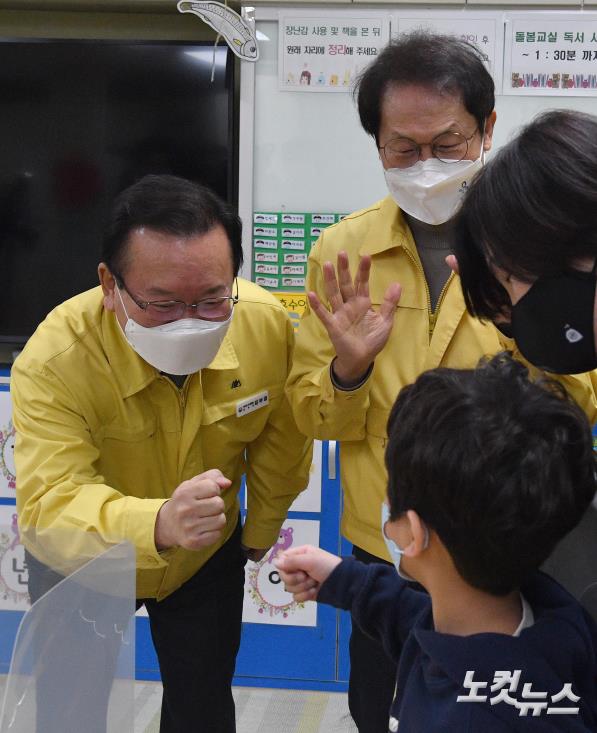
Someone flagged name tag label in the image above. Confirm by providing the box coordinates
[236,391,269,418]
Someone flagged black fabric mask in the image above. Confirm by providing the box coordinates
[511,267,597,375]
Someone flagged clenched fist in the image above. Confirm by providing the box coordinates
[274,545,342,602]
[154,469,230,551]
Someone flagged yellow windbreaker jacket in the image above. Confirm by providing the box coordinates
[12,279,312,599]
[286,196,597,559]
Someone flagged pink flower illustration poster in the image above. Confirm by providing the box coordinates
[242,519,319,627]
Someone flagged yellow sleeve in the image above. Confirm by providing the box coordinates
[11,360,168,570]
[242,312,313,550]
[285,234,374,441]
[496,331,597,424]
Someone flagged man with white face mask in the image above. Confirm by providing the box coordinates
[286,32,597,733]
[11,174,312,732]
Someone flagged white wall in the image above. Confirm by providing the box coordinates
[246,15,597,215]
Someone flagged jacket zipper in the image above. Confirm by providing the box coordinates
[402,247,453,341]
[430,274,454,335]
[161,375,187,428]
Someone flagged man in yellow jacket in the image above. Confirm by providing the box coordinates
[11,174,312,733]
[286,32,597,733]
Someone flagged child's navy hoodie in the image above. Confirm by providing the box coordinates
[318,559,597,731]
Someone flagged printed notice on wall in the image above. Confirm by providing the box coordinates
[504,13,597,95]
[253,211,347,290]
[272,292,309,331]
[279,16,390,92]
[242,519,320,626]
[392,11,504,91]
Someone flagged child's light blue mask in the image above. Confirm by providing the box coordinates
[381,502,429,582]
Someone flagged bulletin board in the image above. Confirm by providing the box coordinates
[252,210,347,291]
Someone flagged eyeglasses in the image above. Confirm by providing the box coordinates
[379,129,479,170]
[114,274,239,323]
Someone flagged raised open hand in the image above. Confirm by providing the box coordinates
[308,251,402,385]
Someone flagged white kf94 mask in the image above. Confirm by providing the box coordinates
[384,148,484,226]
[116,287,233,375]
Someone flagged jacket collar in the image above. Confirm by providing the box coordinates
[101,304,239,399]
[358,196,418,259]
[205,332,239,371]
[411,572,592,692]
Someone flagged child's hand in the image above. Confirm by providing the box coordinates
[274,545,342,602]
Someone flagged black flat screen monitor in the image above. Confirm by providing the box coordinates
[0,39,236,348]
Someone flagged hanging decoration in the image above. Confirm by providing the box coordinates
[177,1,259,62]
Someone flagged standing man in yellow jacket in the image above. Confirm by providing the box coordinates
[286,32,597,733]
[11,174,312,733]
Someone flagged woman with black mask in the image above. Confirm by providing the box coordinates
[454,109,597,376]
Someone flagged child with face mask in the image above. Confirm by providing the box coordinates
[277,352,597,732]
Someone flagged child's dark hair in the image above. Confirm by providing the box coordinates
[385,352,597,595]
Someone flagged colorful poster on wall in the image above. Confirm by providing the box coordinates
[279,16,390,92]
[0,508,29,611]
[393,11,504,90]
[253,212,347,291]
[242,518,319,626]
[504,13,597,95]
[272,291,309,331]
[0,385,15,499]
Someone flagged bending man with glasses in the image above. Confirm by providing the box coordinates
[286,32,597,733]
[11,174,312,733]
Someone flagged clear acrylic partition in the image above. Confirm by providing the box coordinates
[0,533,135,733]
